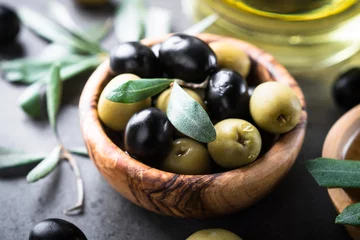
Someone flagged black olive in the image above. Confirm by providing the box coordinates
[0,5,20,45]
[109,42,160,78]
[205,69,250,121]
[151,43,161,58]
[333,67,360,110]
[124,107,173,163]
[29,218,87,240]
[158,33,217,83]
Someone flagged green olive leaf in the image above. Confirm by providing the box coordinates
[26,145,62,182]
[336,202,360,225]
[183,13,218,35]
[86,18,113,42]
[69,147,89,158]
[145,7,171,38]
[17,56,102,118]
[18,8,101,54]
[167,82,216,143]
[18,81,44,118]
[115,0,145,42]
[46,63,62,131]
[0,153,46,170]
[105,78,174,103]
[0,55,86,84]
[305,158,360,188]
[48,1,104,52]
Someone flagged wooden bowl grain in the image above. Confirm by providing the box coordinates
[79,33,307,218]
[323,104,360,240]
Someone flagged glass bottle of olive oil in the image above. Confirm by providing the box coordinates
[190,0,360,72]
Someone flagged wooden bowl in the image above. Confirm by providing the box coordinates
[79,33,307,218]
[322,104,360,239]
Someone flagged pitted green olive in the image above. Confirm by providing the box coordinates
[156,87,206,112]
[209,41,251,78]
[208,119,262,169]
[98,73,151,131]
[161,138,211,175]
[187,229,242,240]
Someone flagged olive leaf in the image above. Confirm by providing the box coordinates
[0,153,46,169]
[105,78,174,103]
[18,81,44,118]
[26,145,62,182]
[114,0,145,42]
[183,13,218,35]
[86,18,113,42]
[1,55,86,84]
[336,202,360,225]
[69,147,89,158]
[46,63,62,131]
[48,1,104,52]
[305,158,360,188]
[145,7,171,38]
[18,8,101,54]
[167,82,216,143]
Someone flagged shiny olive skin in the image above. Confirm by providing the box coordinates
[208,119,262,169]
[187,229,242,240]
[110,42,160,78]
[124,107,173,162]
[205,69,250,121]
[161,138,211,175]
[156,88,206,112]
[250,82,301,134]
[333,67,360,110]
[98,74,151,131]
[158,33,217,83]
[209,41,251,78]
[0,5,20,45]
[29,218,87,240]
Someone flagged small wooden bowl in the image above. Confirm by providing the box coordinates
[79,33,307,218]
[323,104,360,239]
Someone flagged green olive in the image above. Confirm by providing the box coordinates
[161,138,211,175]
[98,74,151,131]
[187,229,242,240]
[156,87,206,112]
[209,41,251,78]
[250,82,302,134]
[208,119,262,169]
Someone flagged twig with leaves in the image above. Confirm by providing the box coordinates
[306,158,360,225]
[0,0,218,215]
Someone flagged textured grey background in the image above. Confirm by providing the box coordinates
[0,0,355,239]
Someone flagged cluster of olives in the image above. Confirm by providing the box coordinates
[98,33,302,175]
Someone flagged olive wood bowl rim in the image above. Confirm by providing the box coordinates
[79,33,307,209]
[323,104,360,240]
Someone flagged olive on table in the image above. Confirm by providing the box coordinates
[187,228,242,240]
[250,82,302,134]
[75,0,108,7]
[209,41,251,78]
[205,69,250,121]
[0,5,20,45]
[160,138,211,175]
[208,119,262,169]
[98,74,151,131]
[29,218,87,240]
[124,107,173,162]
[158,33,217,83]
[109,42,160,78]
[333,67,360,110]
[156,87,206,112]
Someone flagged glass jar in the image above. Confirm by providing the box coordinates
[190,0,360,72]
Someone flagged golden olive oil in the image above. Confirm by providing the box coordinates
[191,0,360,72]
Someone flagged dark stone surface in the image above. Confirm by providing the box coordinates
[0,0,353,239]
